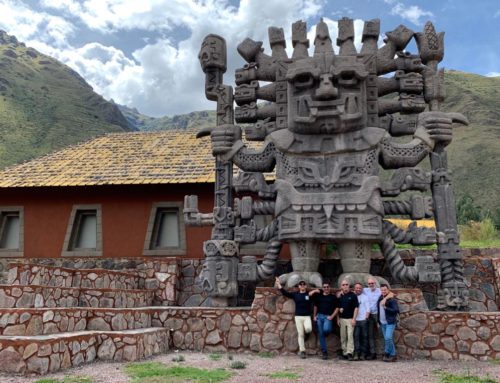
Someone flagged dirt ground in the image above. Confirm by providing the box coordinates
[2,352,499,383]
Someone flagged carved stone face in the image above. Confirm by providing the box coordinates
[199,255,238,297]
[287,54,368,134]
[198,34,227,72]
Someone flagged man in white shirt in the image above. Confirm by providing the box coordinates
[363,277,381,360]
[353,282,370,360]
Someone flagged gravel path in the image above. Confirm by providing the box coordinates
[2,352,499,383]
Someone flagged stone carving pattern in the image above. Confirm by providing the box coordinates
[185,17,468,309]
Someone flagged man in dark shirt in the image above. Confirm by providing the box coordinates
[334,279,359,360]
[311,280,338,360]
[276,277,313,359]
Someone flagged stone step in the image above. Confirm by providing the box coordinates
[0,284,154,309]
[0,307,156,336]
[8,263,142,289]
[0,327,169,374]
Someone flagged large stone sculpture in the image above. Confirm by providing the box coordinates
[185,18,469,310]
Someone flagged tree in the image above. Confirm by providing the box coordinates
[456,194,482,224]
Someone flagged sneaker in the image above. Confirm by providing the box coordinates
[359,354,366,361]
[382,354,389,362]
[387,355,397,362]
[300,351,306,359]
[339,354,348,360]
[353,353,360,361]
[347,353,354,361]
[322,352,328,360]
[367,353,376,360]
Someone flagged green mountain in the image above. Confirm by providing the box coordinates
[120,71,500,212]
[119,104,216,131]
[0,30,132,168]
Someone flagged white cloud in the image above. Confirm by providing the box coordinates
[486,72,500,77]
[390,2,433,25]
[0,0,74,47]
[494,10,500,18]
[2,0,331,116]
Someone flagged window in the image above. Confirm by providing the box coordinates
[0,207,24,257]
[62,205,102,256]
[144,202,186,256]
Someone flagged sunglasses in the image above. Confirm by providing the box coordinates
[341,283,349,286]
[368,283,375,285]
[298,282,306,286]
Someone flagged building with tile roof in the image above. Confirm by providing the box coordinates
[0,130,219,259]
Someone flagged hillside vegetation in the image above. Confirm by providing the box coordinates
[0,30,132,168]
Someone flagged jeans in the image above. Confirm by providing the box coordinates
[367,313,378,355]
[380,323,396,357]
[354,319,369,356]
[316,313,333,353]
[294,315,312,352]
[339,318,355,355]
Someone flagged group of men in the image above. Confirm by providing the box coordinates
[276,277,399,362]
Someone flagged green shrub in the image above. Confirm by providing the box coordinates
[460,218,497,241]
[258,351,275,358]
[209,353,223,361]
[171,354,185,362]
[229,360,246,369]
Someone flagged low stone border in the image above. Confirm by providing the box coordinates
[8,263,141,290]
[0,285,154,309]
[0,307,153,336]
[0,327,168,374]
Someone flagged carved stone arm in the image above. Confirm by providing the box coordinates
[232,141,277,172]
[379,137,429,168]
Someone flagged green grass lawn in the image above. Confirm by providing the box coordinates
[265,371,301,380]
[35,377,92,383]
[435,371,498,383]
[124,361,232,383]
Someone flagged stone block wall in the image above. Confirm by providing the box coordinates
[8,264,140,290]
[0,328,168,374]
[159,288,498,360]
[0,285,153,309]
[397,312,499,360]
[0,308,152,336]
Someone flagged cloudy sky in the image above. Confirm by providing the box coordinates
[0,0,499,117]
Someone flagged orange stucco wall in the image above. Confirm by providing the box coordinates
[0,184,214,259]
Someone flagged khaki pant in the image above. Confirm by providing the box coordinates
[294,316,312,352]
[339,318,355,355]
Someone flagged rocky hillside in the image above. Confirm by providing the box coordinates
[0,30,133,168]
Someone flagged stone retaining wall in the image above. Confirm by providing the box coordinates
[8,264,140,290]
[397,312,500,360]
[0,308,152,336]
[1,250,498,311]
[0,328,168,374]
[0,285,153,309]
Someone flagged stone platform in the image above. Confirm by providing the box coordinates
[0,254,498,375]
